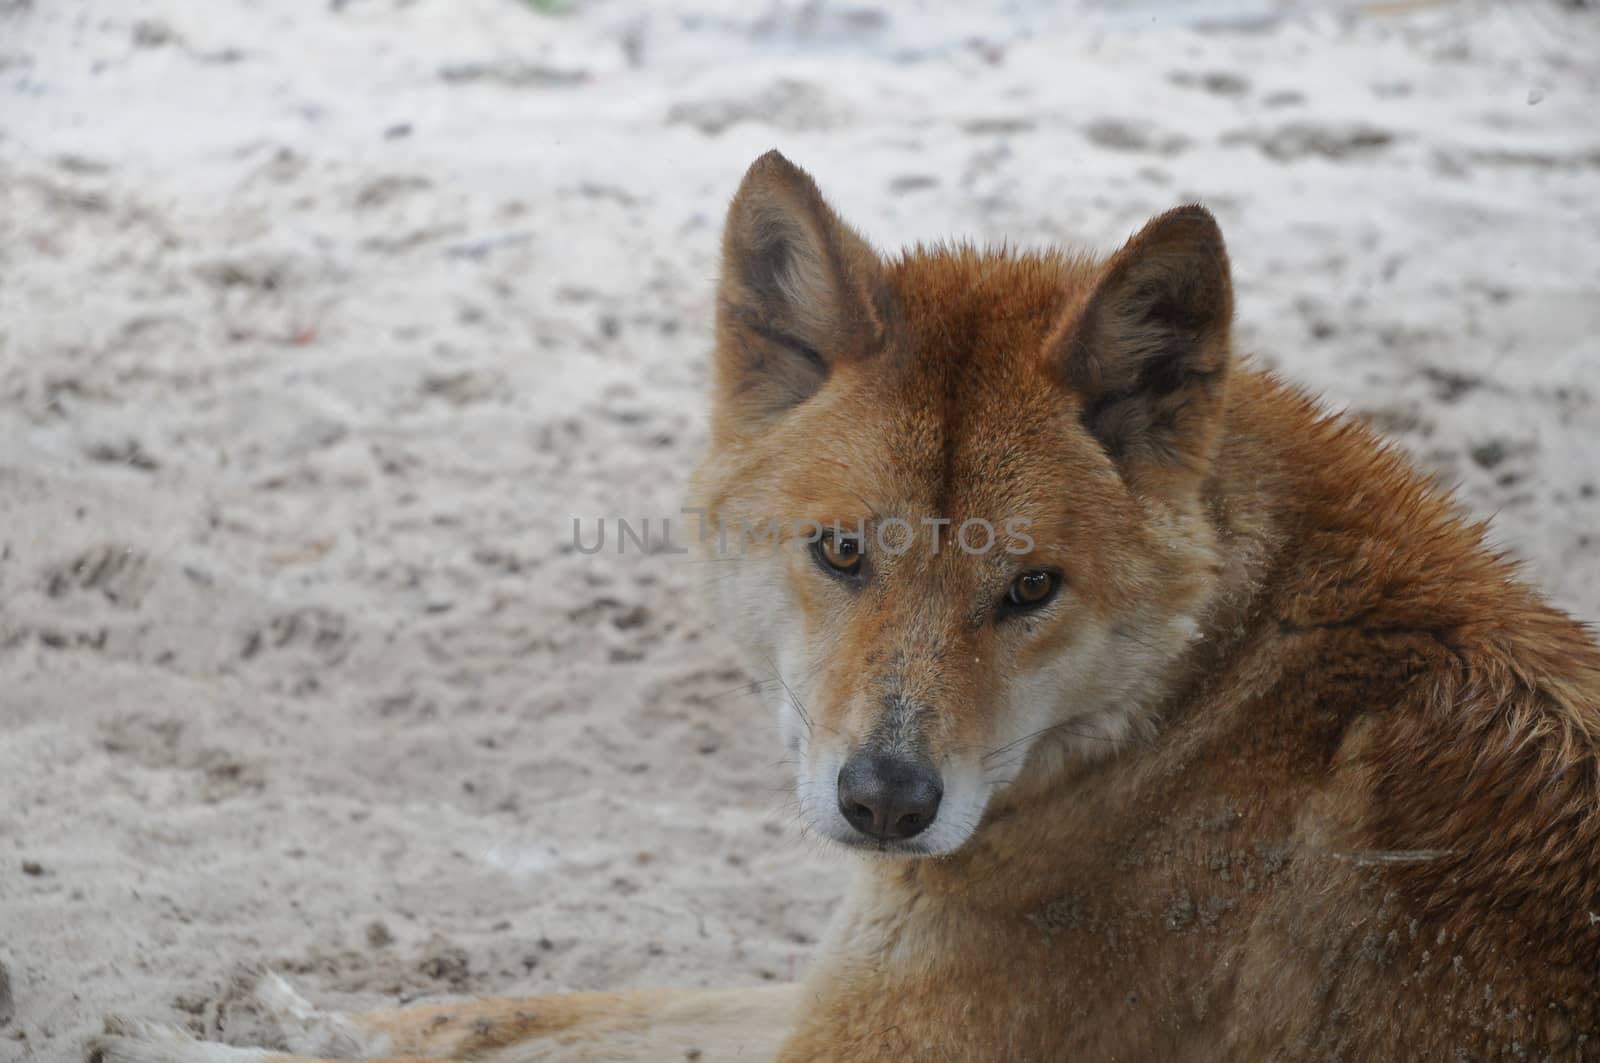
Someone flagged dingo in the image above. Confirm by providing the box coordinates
[94,152,1600,1062]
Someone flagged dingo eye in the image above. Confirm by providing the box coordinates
[1002,570,1060,614]
[815,532,864,576]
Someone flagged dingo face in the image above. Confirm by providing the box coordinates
[692,152,1234,856]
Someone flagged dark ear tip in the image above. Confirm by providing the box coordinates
[733,150,819,208]
[745,149,801,181]
[1147,203,1225,247]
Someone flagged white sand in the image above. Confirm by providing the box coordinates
[2,0,1598,1058]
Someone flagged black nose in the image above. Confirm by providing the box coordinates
[837,751,943,841]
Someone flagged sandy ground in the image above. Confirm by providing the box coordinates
[1,0,1598,1059]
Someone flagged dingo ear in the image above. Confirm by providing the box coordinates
[714,151,892,429]
[1054,205,1233,478]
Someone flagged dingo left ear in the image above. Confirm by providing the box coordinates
[1054,205,1233,478]
[713,151,893,431]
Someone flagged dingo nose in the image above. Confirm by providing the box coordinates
[837,751,943,841]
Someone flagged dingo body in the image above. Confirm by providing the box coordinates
[94,153,1600,1063]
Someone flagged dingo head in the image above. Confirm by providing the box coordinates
[691,151,1234,856]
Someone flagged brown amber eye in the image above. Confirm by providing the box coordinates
[816,533,864,574]
[1006,570,1059,610]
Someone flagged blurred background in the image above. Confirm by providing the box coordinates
[1,0,1597,1058]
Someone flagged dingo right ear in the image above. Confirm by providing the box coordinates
[1052,205,1233,482]
[713,151,893,431]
